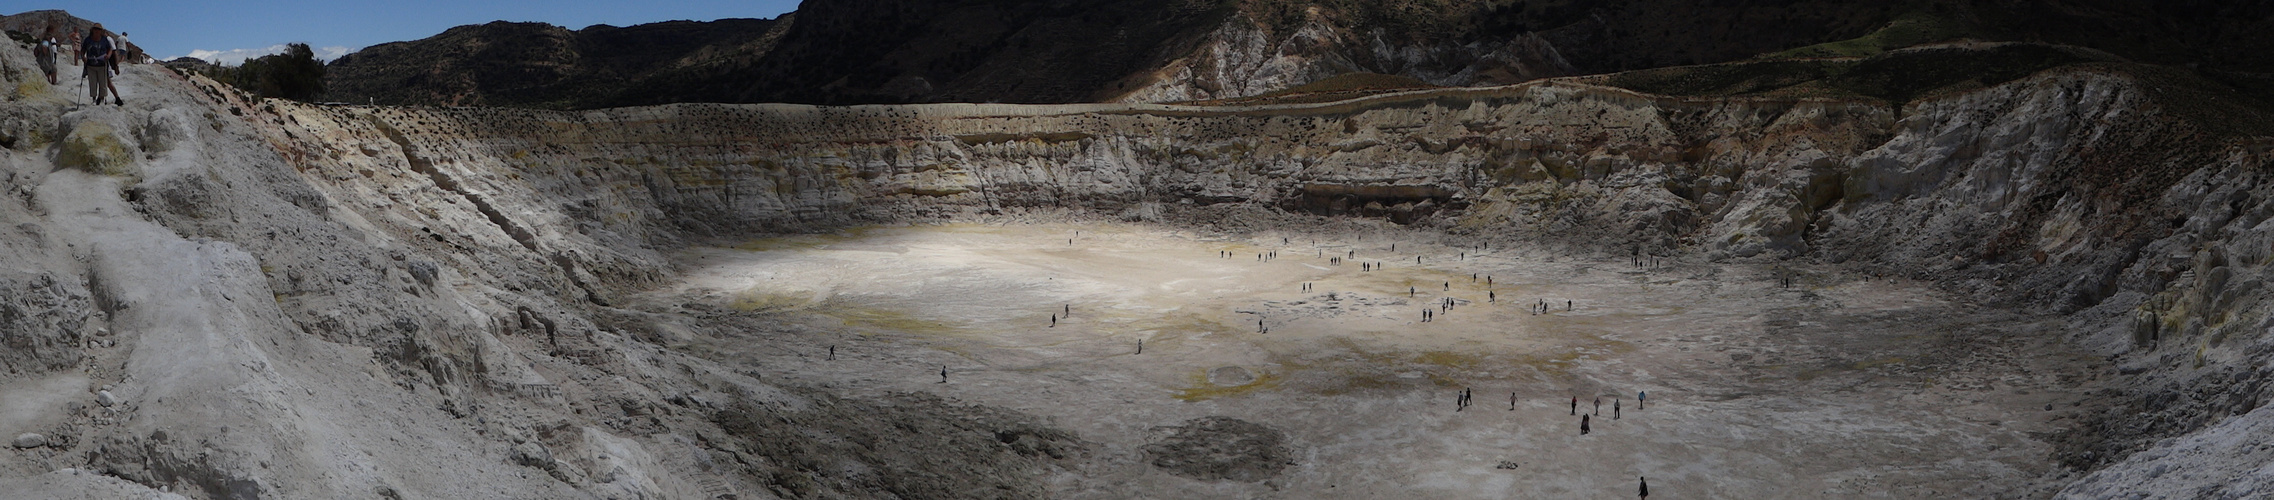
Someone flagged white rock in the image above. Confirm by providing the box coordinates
[96,390,118,407]
[13,433,47,448]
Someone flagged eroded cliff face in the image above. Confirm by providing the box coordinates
[1115,14,1577,103]
[3,35,2272,498]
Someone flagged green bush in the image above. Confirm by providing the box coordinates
[197,43,326,102]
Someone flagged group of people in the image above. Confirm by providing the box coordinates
[28,22,133,105]
[1568,391,1646,428]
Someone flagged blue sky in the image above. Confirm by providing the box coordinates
[12,0,801,65]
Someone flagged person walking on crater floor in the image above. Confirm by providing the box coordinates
[1581,414,1591,435]
[1050,313,1057,327]
[1615,399,1621,420]
[1571,396,1578,415]
[1640,477,1649,499]
[1639,390,1646,410]
[1594,397,1601,415]
[939,365,948,383]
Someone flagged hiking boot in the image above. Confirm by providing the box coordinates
[113,98,123,106]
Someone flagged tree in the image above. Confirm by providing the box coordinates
[208,43,327,102]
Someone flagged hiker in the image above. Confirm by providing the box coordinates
[1594,397,1601,415]
[1571,397,1578,415]
[1580,414,1591,435]
[1639,390,1646,409]
[34,26,59,85]
[82,25,121,105]
[115,31,133,64]
[1443,281,1449,291]
[1567,300,1573,311]
[1509,392,1516,411]
[1488,291,1495,302]
[939,365,948,383]
[1640,477,1649,499]
[1410,286,1416,297]
[1615,399,1621,420]
[1050,313,1057,327]
[1136,339,1142,354]
[66,28,79,65]
[828,345,835,360]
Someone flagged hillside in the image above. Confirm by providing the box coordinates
[324,0,1913,108]
[322,18,786,108]
[317,1,2274,109]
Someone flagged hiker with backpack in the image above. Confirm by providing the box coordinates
[34,26,59,85]
[82,24,122,105]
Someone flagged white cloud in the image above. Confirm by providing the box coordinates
[175,45,358,66]
[314,46,354,61]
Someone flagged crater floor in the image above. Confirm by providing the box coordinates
[636,222,2108,498]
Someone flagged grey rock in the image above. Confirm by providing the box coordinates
[14,432,47,448]
[511,442,553,469]
[96,390,118,407]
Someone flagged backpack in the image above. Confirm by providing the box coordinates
[32,40,50,58]
[82,36,110,64]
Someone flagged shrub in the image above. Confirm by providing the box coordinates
[196,43,327,102]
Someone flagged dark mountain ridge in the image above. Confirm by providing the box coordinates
[314,0,2274,111]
